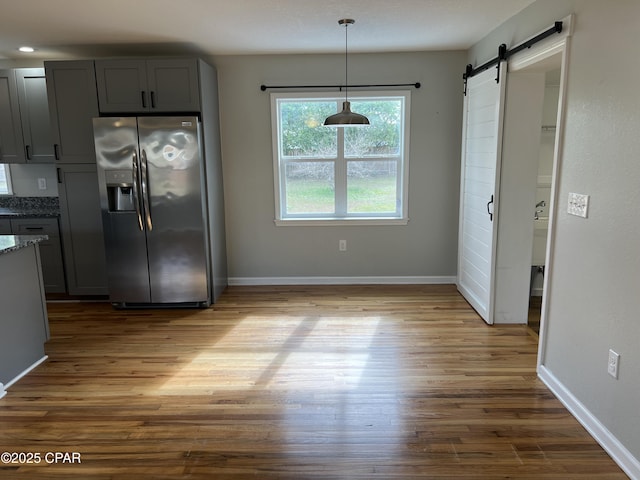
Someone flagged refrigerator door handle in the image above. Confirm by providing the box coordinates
[132,151,144,231]
[140,148,153,231]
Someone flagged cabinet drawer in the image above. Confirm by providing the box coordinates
[10,217,60,236]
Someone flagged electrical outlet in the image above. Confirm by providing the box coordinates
[568,192,589,218]
[37,178,47,190]
[608,349,620,379]
[339,239,347,252]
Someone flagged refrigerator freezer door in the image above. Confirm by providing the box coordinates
[137,117,209,304]
[93,116,151,303]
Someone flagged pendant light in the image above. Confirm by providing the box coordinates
[323,19,370,126]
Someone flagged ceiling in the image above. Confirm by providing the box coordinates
[0,0,536,60]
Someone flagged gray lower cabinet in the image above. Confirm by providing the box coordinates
[57,164,108,295]
[0,219,11,234]
[10,218,66,293]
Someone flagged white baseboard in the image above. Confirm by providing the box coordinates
[0,382,5,400]
[538,365,640,480]
[228,276,456,286]
[2,355,48,394]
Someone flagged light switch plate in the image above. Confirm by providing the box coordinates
[608,349,620,379]
[568,192,589,218]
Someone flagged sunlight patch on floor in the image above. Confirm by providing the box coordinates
[155,315,382,394]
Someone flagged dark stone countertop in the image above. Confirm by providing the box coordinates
[0,235,48,256]
[0,207,60,218]
[0,197,60,219]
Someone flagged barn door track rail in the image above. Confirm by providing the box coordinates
[463,21,563,94]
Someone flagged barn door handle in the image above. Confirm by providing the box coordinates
[486,195,494,222]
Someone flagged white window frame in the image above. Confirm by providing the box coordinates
[271,90,410,226]
[0,164,13,196]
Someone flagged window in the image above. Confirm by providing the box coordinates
[0,164,12,195]
[271,91,410,225]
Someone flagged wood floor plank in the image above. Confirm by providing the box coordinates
[0,285,627,479]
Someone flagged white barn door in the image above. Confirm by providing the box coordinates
[457,63,507,325]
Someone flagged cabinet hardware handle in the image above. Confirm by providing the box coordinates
[150,91,156,108]
[26,227,44,231]
[486,194,494,222]
[141,91,147,108]
[54,144,61,160]
[26,145,32,160]
[57,167,62,184]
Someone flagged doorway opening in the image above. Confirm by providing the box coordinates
[528,67,560,335]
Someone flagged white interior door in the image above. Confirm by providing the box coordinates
[457,63,507,324]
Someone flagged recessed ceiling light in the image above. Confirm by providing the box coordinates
[18,46,35,53]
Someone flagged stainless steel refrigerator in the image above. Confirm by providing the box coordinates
[93,116,212,307]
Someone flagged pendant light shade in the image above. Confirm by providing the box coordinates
[323,101,370,126]
[324,19,370,127]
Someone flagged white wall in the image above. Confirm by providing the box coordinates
[471,0,640,470]
[210,51,465,282]
[6,163,58,197]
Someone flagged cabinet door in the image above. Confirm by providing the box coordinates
[15,69,55,163]
[147,59,200,112]
[0,69,25,163]
[45,61,99,164]
[0,218,12,234]
[57,164,108,295]
[11,218,66,293]
[95,59,148,113]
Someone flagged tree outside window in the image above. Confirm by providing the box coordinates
[271,91,410,225]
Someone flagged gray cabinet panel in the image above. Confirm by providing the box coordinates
[0,244,49,386]
[0,69,25,163]
[58,164,108,295]
[45,60,99,164]
[15,69,55,163]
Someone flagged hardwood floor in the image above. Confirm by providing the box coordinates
[0,285,627,479]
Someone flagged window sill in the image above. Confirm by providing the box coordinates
[274,218,409,227]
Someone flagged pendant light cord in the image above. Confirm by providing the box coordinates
[344,21,349,102]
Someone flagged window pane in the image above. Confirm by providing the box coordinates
[0,165,11,195]
[347,161,398,214]
[285,162,335,214]
[280,101,337,158]
[345,99,403,157]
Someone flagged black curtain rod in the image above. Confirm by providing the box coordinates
[260,82,420,91]
[463,21,563,81]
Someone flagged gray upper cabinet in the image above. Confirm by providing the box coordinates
[0,69,54,164]
[0,69,25,163]
[15,69,55,163]
[95,58,201,113]
[45,60,99,164]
